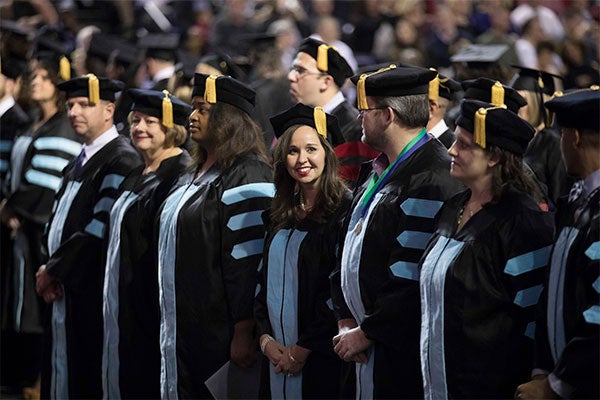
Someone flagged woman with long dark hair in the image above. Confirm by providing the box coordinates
[419,99,555,399]
[254,103,350,399]
[156,73,274,398]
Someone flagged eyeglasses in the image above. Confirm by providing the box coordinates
[289,65,326,79]
[358,107,388,117]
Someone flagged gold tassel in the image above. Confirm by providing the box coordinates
[490,81,504,106]
[204,75,218,104]
[547,91,564,127]
[538,75,544,90]
[429,68,439,101]
[59,56,71,81]
[591,85,599,90]
[317,44,329,72]
[86,73,99,104]
[356,64,397,110]
[357,74,368,110]
[162,90,174,128]
[474,108,487,149]
[314,107,327,139]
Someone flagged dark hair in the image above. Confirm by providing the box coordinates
[191,102,267,169]
[270,124,347,229]
[30,60,67,113]
[487,146,545,203]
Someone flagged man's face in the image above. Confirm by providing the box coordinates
[287,52,327,106]
[66,97,111,143]
[358,98,388,152]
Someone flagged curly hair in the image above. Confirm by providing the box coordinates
[127,112,188,148]
[30,60,67,113]
[191,102,267,169]
[270,124,347,229]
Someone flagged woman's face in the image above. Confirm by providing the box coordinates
[29,67,56,103]
[189,96,211,144]
[285,126,326,188]
[448,126,493,185]
[130,111,168,154]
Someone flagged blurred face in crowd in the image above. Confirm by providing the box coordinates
[130,111,168,155]
[286,125,326,188]
[189,96,212,144]
[448,126,494,186]
[66,97,113,144]
[30,67,57,104]
[288,52,327,106]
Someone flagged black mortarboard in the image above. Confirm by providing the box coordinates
[128,88,192,127]
[544,87,600,131]
[174,50,200,81]
[191,73,255,115]
[0,20,32,38]
[270,103,344,147]
[456,99,535,155]
[462,78,527,113]
[350,64,437,110]
[510,66,562,96]
[138,33,179,61]
[297,37,353,88]
[87,32,115,62]
[58,74,125,103]
[429,69,462,102]
[197,52,246,81]
[109,37,139,67]
[450,44,509,67]
[0,56,25,80]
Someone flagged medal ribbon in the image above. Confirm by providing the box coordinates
[360,128,429,217]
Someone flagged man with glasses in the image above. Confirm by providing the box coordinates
[288,37,378,188]
[331,65,461,399]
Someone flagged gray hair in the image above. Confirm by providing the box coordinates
[375,93,429,128]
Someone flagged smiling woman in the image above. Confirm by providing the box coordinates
[253,103,350,399]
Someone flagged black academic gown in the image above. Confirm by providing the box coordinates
[102,151,190,399]
[41,132,142,399]
[2,111,81,334]
[524,127,574,207]
[534,185,600,398]
[331,100,380,189]
[331,138,462,399]
[419,188,555,399]
[254,192,352,399]
[157,154,274,398]
[0,101,30,188]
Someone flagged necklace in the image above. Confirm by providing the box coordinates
[457,202,482,226]
[298,191,313,212]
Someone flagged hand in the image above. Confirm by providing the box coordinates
[274,345,308,376]
[515,376,557,399]
[230,319,257,369]
[333,326,373,362]
[36,265,54,295]
[261,335,285,366]
[41,281,63,303]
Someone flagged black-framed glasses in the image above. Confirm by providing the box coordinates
[358,107,387,117]
[289,65,326,79]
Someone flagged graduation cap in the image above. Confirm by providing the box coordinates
[297,37,353,88]
[191,73,255,115]
[456,99,535,155]
[128,88,192,128]
[462,78,526,113]
[350,64,437,110]
[138,33,179,62]
[58,74,125,103]
[109,37,139,68]
[87,32,116,63]
[544,86,600,131]
[270,103,344,147]
[428,68,462,102]
[450,44,509,67]
[0,56,25,80]
[510,66,562,96]
[196,52,246,82]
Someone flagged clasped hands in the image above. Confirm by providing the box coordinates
[35,265,63,303]
[332,318,372,363]
[262,336,308,377]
